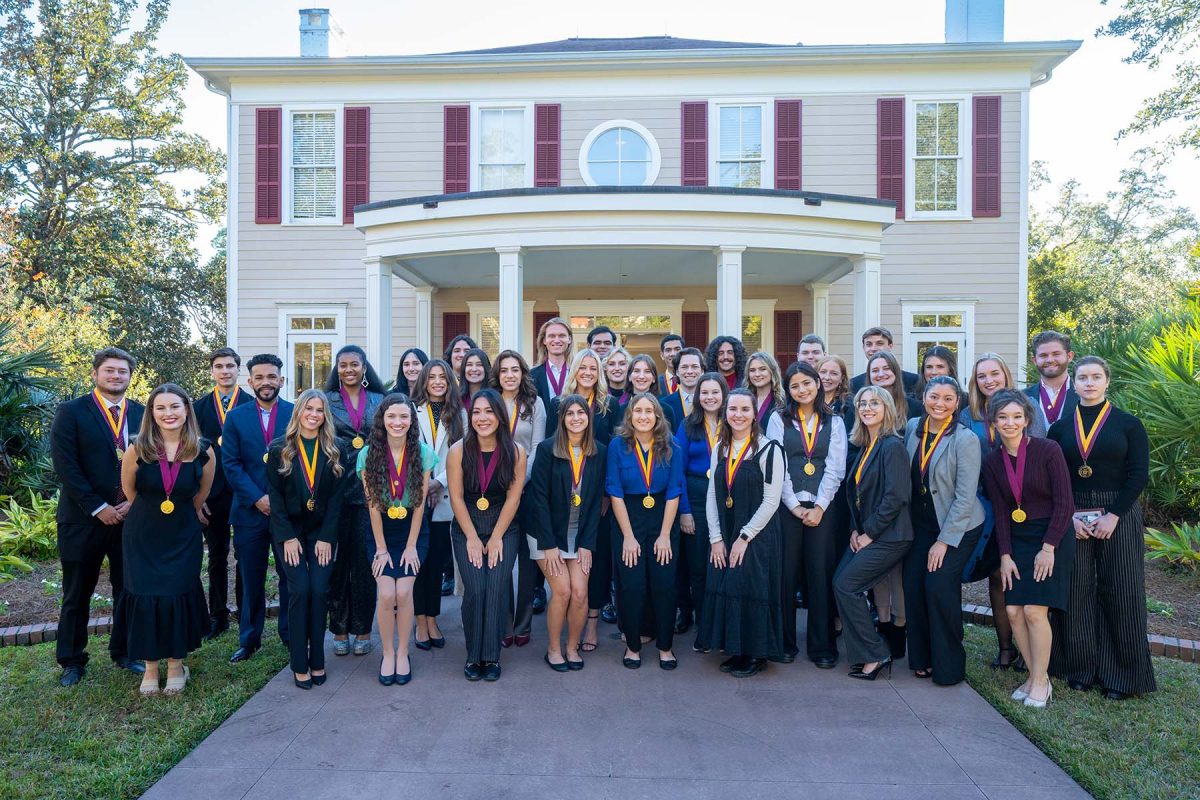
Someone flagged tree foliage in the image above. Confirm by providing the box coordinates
[0,0,225,392]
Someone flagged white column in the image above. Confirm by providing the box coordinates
[364,256,392,375]
[413,286,434,356]
[715,246,745,338]
[809,282,830,346]
[496,246,525,353]
[851,253,883,376]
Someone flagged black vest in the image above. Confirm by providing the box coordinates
[781,412,832,495]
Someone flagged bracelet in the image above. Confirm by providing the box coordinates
[374,551,388,559]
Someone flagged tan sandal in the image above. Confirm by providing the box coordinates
[163,665,190,696]
[139,675,161,696]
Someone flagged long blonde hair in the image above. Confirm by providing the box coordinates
[133,384,202,463]
[968,352,1014,421]
[742,351,785,411]
[278,388,344,478]
[565,348,610,413]
[535,316,574,366]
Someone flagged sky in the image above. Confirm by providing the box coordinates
[159,0,1200,229]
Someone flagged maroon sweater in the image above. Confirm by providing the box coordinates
[981,436,1074,557]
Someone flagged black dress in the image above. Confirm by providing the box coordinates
[701,443,785,660]
[123,451,210,661]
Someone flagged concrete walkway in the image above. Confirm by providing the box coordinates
[143,600,1090,800]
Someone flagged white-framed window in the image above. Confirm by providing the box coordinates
[706,298,777,355]
[466,300,536,360]
[283,106,343,224]
[709,99,774,189]
[906,96,972,220]
[558,299,684,362]
[578,120,662,187]
[900,300,976,377]
[471,103,534,191]
[277,304,347,400]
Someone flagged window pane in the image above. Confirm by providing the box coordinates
[292,112,335,166]
[937,314,963,328]
[619,160,648,186]
[742,315,762,352]
[293,342,312,390]
[914,160,935,212]
[590,128,621,161]
[915,103,938,157]
[587,127,651,186]
[912,314,937,328]
[314,316,337,330]
[719,106,762,160]
[937,102,959,156]
[935,159,958,211]
[618,128,650,162]
[481,108,524,164]
[290,316,313,330]
[480,164,525,191]
[589,161,619,186]
[480,315,500,356]
[292,166,336,219]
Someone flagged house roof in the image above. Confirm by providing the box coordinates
[443,36,788,55]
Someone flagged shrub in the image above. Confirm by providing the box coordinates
[1144,523,1200,571]
[0,492,59,563]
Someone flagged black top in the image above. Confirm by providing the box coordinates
[265,438,352,544]
[845,434,913,543]
[909,432,940,533]
[850,369,919,395]
[546,395,619,446]
[527,439,607,552]
[1047,402,1150,516]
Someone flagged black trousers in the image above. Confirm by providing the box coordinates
[327,506,375,637]
[676,474,709,630]
[280,537,333,674]
[612,527,678,654]
[784,503,844,661]
[588,511,615,610]
[201,487,242,623]
[234,523,289,648]
[56,521,128,668]
[903,523,981,685]
[834,539,911,666]
[509,498,535,636]
[415,520,451,617]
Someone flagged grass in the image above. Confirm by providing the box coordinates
[0,627,288,800]
[963,624,1200,800]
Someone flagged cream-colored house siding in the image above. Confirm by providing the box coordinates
[800,95,877,198]
[560,100,681,186]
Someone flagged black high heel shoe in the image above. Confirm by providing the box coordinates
[848,658,892,681]
[990,646,1019,671]
[379,657,396,686]
[294,674,313,690]
[311,671,327,686]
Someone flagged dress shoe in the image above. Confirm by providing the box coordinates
[204,618,230,641]
[501,635,514,648]
[532,587,547,615]
[59,665,86,687]
[464,662,483,681]
[414,637,433,651]
[659,652,678,671]
[732,657,766,678]
[294,675,313,690]
[482,661,502,681]
[544,653,570,673]
[720,655,746,673]
[849,658,892,681]
[229,645,258,663]
[1104,689,1128,701]
[113,657,146,674]
[813,657,837,670]
[1024,683,1053,708]
[1068,680,1091,692]
[768,652,796,664]
[311,672,327,686]
[514,634,531,647]
[429,636,446,648]
[441,576,455,596]
[622,654,641,669]
[566,654,585,671]
[395,670,412,686]
[600,603,618,624]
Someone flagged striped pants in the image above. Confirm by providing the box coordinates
[1049,493,1157,696]
[452,527,518,665]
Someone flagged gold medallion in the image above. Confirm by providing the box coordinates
[803,462,816,476]
[1078,464,1093,478]
[160,499,175,515]
[706,469,711,479]
[921,485,928,495]
[262,453,269,463]
[642,495,655,509]
[388,505,406,520]
[572,493,582,507]
[217,435,223,447]
[352,436,365,449]
[306,497,315,511]
[476,497,490,511]
[1011,508,1027,523]
[725,496,734,509]
[116,448,124,461]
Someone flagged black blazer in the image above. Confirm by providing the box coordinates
[265,439,353,545]
[845,433,913,543]
[851,369,919,395]
[546,395,620,446]
[193,387,254,497]
[528,438,607,553]
[51,394,145,530]
[1022,381,1079,432]
[530,361,570,414]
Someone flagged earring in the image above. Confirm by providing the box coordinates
[362,378,369,389]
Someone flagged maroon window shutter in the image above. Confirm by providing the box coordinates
[343,106,370,224]
[774,311,802,371]
[973,95,1001,218]
[534,104,561,188]
[775,100,802,190]
[443,105,470,194]
[533,311,557,338]
[877,98,905,220]
[682,311,709,356]
[680,102,708,186]
[255,108,282,224]
[442,312,469,354]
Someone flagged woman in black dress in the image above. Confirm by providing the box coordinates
[266,388,351,689]
[359,394,437,685]
[447,388,527,682]
[528,394,607,671]
[981,390,1074,708]
[704,389,786,677]
[1048,356,1156,699]
[323,345,385,657]
[121,384,214,696]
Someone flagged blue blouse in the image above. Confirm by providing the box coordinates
[673,419,716,515]
[606,437,685,500]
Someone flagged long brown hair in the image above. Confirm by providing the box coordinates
[411,359,465,444]
[616,392,673,465]
[362,393,425,510]
[133,384,202,463]
[278,388,344,478]
[461,388,518,493]
[552,394,597,460]
[867,351,908,423]
[968,352,1014,421]
[719,388,764,457]
[487,349,539,422]
[627,354,661,397]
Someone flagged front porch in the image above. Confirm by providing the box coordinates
[354,186,894,373]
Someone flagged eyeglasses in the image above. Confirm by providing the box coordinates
[857,400,884,410]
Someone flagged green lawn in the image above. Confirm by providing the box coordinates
[0,628,287,800]
[963,624,1200,800]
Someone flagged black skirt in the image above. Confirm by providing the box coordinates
[1005,517,1075,610]
[379,508,430,579]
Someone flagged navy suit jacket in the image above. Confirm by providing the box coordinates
[193,387,254,498]
[221,399,294,531]
[1022,381,1079,435]
[530,360,570,413]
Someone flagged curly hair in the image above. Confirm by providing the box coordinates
[487,350,539,422]
[615,392,674,466]
[362,393,425,511]
[705,336,747,384]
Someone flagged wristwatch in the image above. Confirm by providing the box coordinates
[739,532,751,542]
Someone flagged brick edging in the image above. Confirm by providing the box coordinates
[0,602,280,648]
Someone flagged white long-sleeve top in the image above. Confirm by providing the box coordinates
[765,412,847,512]
[706,435,784,544]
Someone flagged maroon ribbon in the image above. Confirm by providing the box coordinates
[476,449,499,495]
[387,445,408,502]
[1039,381,1069,425]
[158,448,182,498]
[339,386,366,433]
[546,360,567,396]
[1001,436,1028,510]
[757,395,773,425]
[258,403,278,449]
[90,392,126,451]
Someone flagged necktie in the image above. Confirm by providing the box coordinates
[110,405,127,503]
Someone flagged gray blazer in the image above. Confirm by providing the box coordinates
[904,417,986,547]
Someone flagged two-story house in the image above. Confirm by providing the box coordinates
[187,1,1078,399]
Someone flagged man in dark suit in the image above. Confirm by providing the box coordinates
[222,353,294,662]
[50,347,146,686]
[586,325,617,360]
[194,347,253,640]
[656,333,685,395]
[1023,330,1078,434]
[529,316,574,414]
[849,326,919,393]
